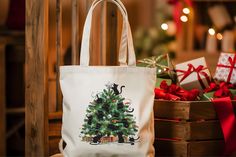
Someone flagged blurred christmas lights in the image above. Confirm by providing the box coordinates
[208,28,215,36]
[183,8,190,14]
[180,15,188,22]
[161,23,168,30]
[216,33,223,40]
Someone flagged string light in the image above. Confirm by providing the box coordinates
[161,23,168,30]
[216,33,223,40]
[180,15,188,22]
[183,8,190,14]
[208,28,215,36]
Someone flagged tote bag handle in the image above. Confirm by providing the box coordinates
[80,0,136,66]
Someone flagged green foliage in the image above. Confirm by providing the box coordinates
[134,0,176,59]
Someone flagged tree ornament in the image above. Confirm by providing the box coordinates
[107,114,112,119]
[112,119,119,123]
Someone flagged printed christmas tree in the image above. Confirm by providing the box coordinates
[81,83,138,145]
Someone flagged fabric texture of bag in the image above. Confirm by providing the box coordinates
[60,0,156,156]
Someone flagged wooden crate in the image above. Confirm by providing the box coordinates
[154,140,225,157]
[154,100,236,157]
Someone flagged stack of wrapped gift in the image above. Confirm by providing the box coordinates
[139,52,236,157]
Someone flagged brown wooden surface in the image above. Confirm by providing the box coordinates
[25,0,49,156]
[106,3,118,65]
[49,113,62,155]
[48,79,57,112]
[56,0,63,111]
[154,100,236,120]
[48,121,61,155]
[155,119,190,140]
[49,119,62,137]
[48,0,72,112]
[187,8,194,51]
[49,111,63,120]
[155,140,225,157]
[49,136,61,156]
[177,8,195,52]
[90,0,106,65]
[155,119,223,140]
[6,107,25,114]
[189,140,225,156]
[154,100,190,119]
[6,120,25,139]
[0,32,25,45]
[72,0,79,65]
[155,140,188,157]
[0,1,9,26]
[0,45,6,156]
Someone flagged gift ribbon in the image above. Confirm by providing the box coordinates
[138,55,169,70]
[205,82,235,99]
[212,97,236,155]
[217,54,236,83]
[155,80,199,101]
[177,64,211,89]
[154,88,180,101]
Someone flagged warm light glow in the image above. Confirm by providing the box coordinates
[216,33,223,40]
[208,28,215,36]
[161,23,168,30]
[180,15,188,22]
[183,8,190,14]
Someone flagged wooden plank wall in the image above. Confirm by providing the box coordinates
[71,0,79,65]
[48,0,108,112]
[106,3,118,65]
[0,45,6,156]
[25,0,49,156]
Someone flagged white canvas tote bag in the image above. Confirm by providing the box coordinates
[59,0,156,156]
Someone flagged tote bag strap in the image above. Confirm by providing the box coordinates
[80,0,136,66]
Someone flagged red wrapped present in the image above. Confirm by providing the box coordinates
[154,81,200,101]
